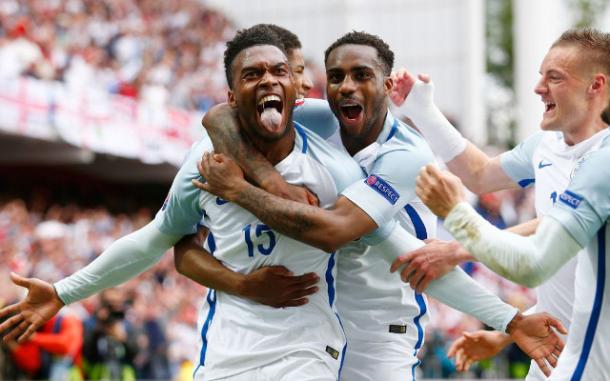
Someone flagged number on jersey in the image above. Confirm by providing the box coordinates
[242,224,276,257]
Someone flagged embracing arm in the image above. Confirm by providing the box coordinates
[174,229,320,307]
[173,227,244,292]
[194,152,378,253]
[203,104,315,204]
[228,182,376,253]
[203,104,278,190]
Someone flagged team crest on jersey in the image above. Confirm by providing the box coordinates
[365,174,399,205]
[559,190,584,209]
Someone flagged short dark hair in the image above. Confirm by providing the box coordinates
[263,24,302,53]
[223,24,287,88]
[552,27,610,75]
[324,31,394,75]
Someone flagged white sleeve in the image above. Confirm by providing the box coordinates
[54,222,181,305]
[395,80,467,162]
[444,202,582,288]
[425,267,518,332]
[374,223,518,332]
[524,304,537,315]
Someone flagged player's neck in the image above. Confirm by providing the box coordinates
[563,118,607,146]
[246,123,297,165]
[341,111,388,156]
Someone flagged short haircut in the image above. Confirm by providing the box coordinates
[552,27,610,75]
[223,24,287,88]
[324,31,394,75]
[263,24,302,53]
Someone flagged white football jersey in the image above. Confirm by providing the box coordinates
[296,101,437,379]
[500,127,609,380]
[155,123,366,380]
[546,132,610,380]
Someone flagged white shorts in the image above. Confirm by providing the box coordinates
[196,351,338,381]
[341,339,419,381]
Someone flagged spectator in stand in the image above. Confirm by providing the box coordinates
[5,311,83,381]
[82,289,138,381]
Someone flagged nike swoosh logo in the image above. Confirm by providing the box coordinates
[216,197,229,205]
[538,161,553,169]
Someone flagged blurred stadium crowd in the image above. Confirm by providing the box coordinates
[0,0,232,112]
[0,192,202,381]
[0,0,538,380]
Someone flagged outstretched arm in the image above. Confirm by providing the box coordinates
[371,221,566,376]
[0,222,180,343]
[391,71,518,194]
[378,225,518,332]
[53,222,180,304]
[202,104,317,205]
[389,218,539,293]
[415,165,582,287]
[174,230,320,308]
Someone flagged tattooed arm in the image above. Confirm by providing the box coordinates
[203,104,317,204]
[195,153,378,253]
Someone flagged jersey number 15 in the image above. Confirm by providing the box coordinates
[242,223,276,257]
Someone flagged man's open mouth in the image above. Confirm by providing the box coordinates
[340,102,363,120]
[544,100,556,113]
[257,94,284,133]
[257,95,283,114]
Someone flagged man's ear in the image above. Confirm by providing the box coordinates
[384,75,393,95]
[228,90,238,108]
[589,73,606,95]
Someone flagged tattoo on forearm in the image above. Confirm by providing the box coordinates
[207,113,277,186]
[237,186,315,241]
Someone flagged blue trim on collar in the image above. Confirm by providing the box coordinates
[385,118,399,143]
[293,122,308,154]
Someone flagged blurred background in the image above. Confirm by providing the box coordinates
[0,0,609,380]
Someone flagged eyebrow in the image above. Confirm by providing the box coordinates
[327,64,376,73]
[352,65,375,71]
[543,69,564,76]
[241,61,288,72]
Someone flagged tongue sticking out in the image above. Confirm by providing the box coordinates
[260,107,282,131]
